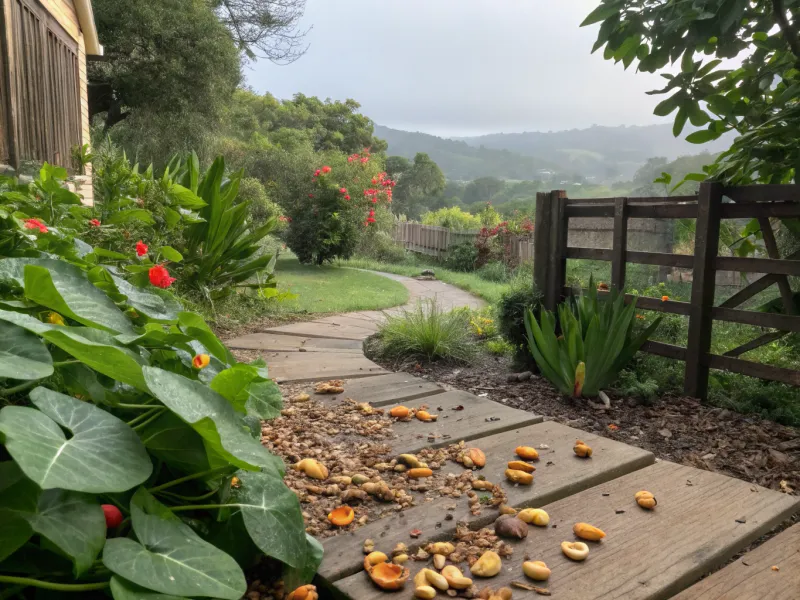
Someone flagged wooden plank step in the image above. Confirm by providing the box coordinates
[225,332,363,353]
[673,524,800,600]
[377,391,543,454]
[300,373,445,407]
[318,421,654,583]
[264,321,376,341]
[333,461,799,600]
[264,352,388,383]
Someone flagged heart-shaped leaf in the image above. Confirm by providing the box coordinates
[0,464,105,575]
[284,533,324,589]
[103,489,245,599]
[22,260,134,334]
[243,381,283,420]
[110,576,188,600]
[177,312,232,364]
[226,470,308,569]
[142,367,282,474]
[0,387,152,492]
[0,320,53,380]
[112,275,182,323]
[137,412,213,474]
[0,462,34,561]
[210,366,282,419]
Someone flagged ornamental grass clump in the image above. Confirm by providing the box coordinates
[524,277,661,398]
[375,299,477,362]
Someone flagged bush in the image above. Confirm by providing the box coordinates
[486,338,515,356]
[445,242,478,272]
[374,299,477,362]
[477,260,509,282]
[0,223,316,595]
[421,206,481,230]
[497,279,542,365]
[239,176,283,226]
[357,230,407,263]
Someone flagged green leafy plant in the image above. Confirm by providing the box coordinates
[72,143,95,175]
[0,248,317,595]
[445,242,478,272]
[524,280,661,397]
[497,278,542,367]
[374,299,477,362]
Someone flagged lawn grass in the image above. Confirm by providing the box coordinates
[337,257,512,304]
[276,256,409,313]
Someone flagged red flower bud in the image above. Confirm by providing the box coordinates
[102,504,124,529]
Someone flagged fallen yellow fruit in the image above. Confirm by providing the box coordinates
[522,560,551,581]
[561,541,589,561]
[515,446,539,460]
[573,522,606,541]
[294,458,329,480]
[505,468,534,485]
[635,490,657,509]
[573,440,592,458]
[517,508,549,526]
[471,551,502,577]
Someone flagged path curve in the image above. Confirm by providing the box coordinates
[225,270,484,383]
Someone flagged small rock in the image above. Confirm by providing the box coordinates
[702,453,717,461]
[658,428,672,438]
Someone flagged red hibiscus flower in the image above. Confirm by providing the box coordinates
[23,218,48,233]
[321,166,331,173]
[344,195,351,200]
[135,240,148,257]
[148,265,176,289]
[89,219,101,227]
[339,187,347,194]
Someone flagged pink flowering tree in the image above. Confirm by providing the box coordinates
[284,149,395,264]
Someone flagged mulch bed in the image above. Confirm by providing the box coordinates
[374,353,800,497]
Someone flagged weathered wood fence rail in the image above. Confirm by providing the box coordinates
[393,221,535,262]
[533,184,800,398]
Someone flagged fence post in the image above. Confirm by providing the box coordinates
[684,182,723,398]
[545,190,568,311]
[533,192,552,302]
[611,197,628,291]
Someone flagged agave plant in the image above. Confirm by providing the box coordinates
[524,278,661,398]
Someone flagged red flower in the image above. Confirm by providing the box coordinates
[101,505,124,529]
[371,178,378,184]
[321,165,331,173]
[23,218,48,233]
[339,187,347,194]
[366,217,376,223]
[308,193,314,198]
[371,197,378,204]
[192,354,210,369]
[313,169,321,177]
[369,209,375,217]
[344,195,351,200]
[135,240,148,257]
[89,219,101,227]
[347,156,354,163]
[360,157,369,164]
[148,265,176,289]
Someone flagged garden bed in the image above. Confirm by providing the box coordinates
[371,354,800,497]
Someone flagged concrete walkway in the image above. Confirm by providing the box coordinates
[225,271,484,383]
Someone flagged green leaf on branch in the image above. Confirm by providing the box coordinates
[23,260,135,334]
[653,92,681,116]
[112,275,182,322]
[0,387,152,492]
[685,129,723,144]
[580,3,620,26]
[0,320,53,380]
[226,470,308,570]
[177,311,232,364]
[284,534,324,589]
[103,489,246,600]
[142,367,282,473]
[106,209,156,226]
[159,246,183,263]
[138,412,213,474]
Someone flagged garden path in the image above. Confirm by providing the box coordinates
[225,272,798,599]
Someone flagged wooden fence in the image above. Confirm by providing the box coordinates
[393,221,535,262]
[533,184,800,398]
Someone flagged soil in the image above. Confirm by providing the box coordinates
[372,353,800,498]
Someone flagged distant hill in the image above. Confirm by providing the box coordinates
[373,125,561,181]
[376,123,732,182]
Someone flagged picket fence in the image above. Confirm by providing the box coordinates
[392,221,534,262]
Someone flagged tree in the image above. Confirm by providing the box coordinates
[386,155,412,178]
[392,153,446,218]
[463,177,505,205]
[583,0,800,184]
[90,0,241,161]
[212,0,309,62]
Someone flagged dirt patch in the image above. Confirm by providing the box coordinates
[377,353,800,497]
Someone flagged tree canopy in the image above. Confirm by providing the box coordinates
[392,153,446,218]
[583,0,800,184]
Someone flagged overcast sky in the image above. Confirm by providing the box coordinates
[245,0,672,137]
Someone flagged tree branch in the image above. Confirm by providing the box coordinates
[773,0,800,62]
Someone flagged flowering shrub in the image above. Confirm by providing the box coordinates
[474,215,534,269]
[0,227,317,596]
[285,149,395,264]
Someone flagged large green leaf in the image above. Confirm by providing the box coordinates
[106,209,156,226]
[0,387,152,492]
[177,312,232,364]
[110,576,188,600]
[0,462,34,561]
[22,260,134,334]
[243,381,283,420]
[285,534,324,589]
[112,275,182,322]
[226,470,308,570]
[103,489,246,600]
[137,412,212,474]
[0,320,53,380]
[142,367,282,473]
[210,363,283,418]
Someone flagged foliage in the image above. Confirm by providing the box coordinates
[212,0,309,62]
[497,278,542,366]
[584,0,800,186]
[72,144,94,176]
[468,309,498,338]
[91,0,241,161]
[356,230,407,264]
[444,243,479,272]
[284,150,395,264]
[238,176,285,229]
[421,206,481,230]
[0,221,316,596]
[614,369,660,403]
[485,338,515,356]
[375,299,477,362]
[392,153,446,219]
[524,281,661,397]
[477,261,511,283]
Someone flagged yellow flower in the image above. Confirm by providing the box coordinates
[192,354,210,369]
[46,312,65,326]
